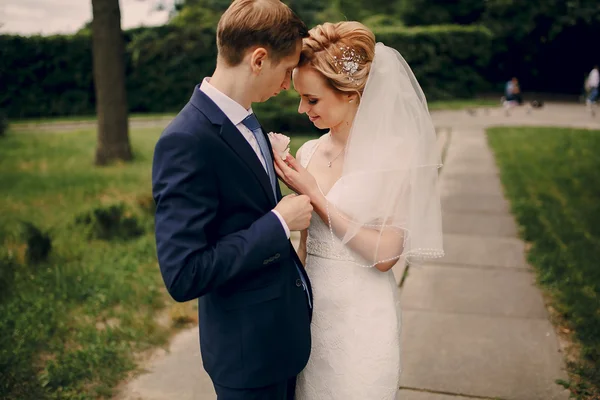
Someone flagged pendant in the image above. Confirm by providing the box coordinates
[327,162,332,168]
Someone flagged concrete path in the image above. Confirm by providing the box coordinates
[115,103,600,400]
[398,127,568,400]
[10,101,598,133]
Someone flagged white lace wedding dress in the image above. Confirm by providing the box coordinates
[295,137,402,400]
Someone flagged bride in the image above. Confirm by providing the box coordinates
[273,21,444,399]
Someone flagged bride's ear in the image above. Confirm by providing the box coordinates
[250,47,268,74]
[347,93,359,104]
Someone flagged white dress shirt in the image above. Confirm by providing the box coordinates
[200,78,290,238]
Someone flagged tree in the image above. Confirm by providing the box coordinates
[399,0,486,26]
[285,0,328,26]
[91,0,133,165]
[481,0,600,92]
[168,0,230,26]
[168,0,329,29]
[396,0,600,92]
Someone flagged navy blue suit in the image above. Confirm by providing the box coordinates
[152,85,312,397]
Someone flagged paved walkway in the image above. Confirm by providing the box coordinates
[11,102,598,133]
[116,103,600,400]
[399,129,566,400]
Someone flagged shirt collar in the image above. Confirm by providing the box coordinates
[200,78,253,126]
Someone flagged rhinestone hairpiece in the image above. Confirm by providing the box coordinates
[332,45,365,85]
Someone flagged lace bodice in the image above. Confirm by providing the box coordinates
[306,216,361,263]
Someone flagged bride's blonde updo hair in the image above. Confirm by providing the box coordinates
[299,21,376,95]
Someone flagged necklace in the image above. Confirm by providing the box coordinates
[327,134,345,168]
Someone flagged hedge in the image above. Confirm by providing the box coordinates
[0,34,95,118]
[0,24,493,125]
[373,25,493,100]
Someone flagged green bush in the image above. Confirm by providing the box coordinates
[0,34,95,119]
[362,14,405,29]
[1,24,493,125]
[125,26,217,113]
[373,25,493,100]
[254,90,322,135]
[399,0,486,26]
[21,222,52,264]
[74,203,146,241]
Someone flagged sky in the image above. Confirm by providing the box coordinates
[0,0,171,36]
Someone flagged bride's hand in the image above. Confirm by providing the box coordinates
[274,154,321,200]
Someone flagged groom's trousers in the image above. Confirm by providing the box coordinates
[214,376,296,400]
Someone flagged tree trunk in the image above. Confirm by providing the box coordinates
[91,0,133,165]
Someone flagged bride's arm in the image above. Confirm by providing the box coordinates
[310,192,403,272]
[274,155,403,272]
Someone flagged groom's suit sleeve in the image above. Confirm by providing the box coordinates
[152,131,290,303]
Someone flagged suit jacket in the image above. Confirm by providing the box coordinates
[152,84,312,389]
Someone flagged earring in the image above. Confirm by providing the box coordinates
[349,99,354,103]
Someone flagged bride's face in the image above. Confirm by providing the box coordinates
[293,66,356,130]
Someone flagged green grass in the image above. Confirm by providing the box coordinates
[428,98,499,111]
[0,126,313,399]
[0,127,170,399]
[488,126,600,398]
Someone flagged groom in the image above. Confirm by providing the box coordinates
[151,0,313,398]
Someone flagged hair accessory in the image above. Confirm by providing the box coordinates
[332,45,365,85]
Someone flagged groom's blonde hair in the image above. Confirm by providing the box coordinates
[299,22,375,95]
[217,0,308,67]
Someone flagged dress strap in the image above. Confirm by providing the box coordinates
[300,134,327,169]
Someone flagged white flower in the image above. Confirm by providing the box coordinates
[268,132,291,160]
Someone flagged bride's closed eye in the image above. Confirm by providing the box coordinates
[308,99,319,105]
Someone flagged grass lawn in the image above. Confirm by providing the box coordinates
[0,125,313,399]
[488,126,600,398]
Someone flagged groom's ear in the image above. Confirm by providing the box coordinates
[250,47,269,74]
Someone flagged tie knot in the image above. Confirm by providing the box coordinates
[241,114,261,132]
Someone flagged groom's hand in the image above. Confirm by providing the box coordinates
[274,194,313,231]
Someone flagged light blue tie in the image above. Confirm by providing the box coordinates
[241,113,312,309]
[241,113,277,202]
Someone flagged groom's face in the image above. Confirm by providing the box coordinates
[254,41,302,103]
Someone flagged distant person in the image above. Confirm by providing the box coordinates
[501,77,522,116]
[586,65,599,115]
[505,77,523,105]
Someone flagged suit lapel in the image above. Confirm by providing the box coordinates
[190,84,277,207]
[220,120,276,206]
